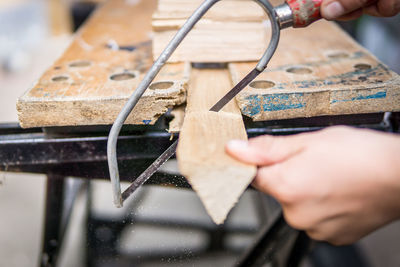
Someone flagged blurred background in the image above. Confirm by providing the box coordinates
[0,1,399,266]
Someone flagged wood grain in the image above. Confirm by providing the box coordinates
[153,0,266,22]
[17,1,400,128]
[177,68,256,224]
[48,0,73,36]
[168,105,185,133]
[17,0,187,128]
[230,20,400,121]
[152,0,268,63]
[152,20,268,63]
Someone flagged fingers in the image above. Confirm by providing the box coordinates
[225,134,305,166]
[335,8,363,20]
[321,0,376,19]
[375,0,400,16]
[364,0,400,16]
[321,0,347,19]
[252,165,283,196]
[252,163,302,210]
[321,0,400,20]
[305,217,368,245]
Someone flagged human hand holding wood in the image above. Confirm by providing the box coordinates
[226,126,400,245]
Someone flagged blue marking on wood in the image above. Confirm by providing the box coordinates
[241,56,392,117]
[242,95,262,116]
[143,120,151,125]
[331,90,387,104]
[243,93,306,116]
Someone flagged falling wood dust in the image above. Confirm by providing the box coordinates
[177,69,256,224]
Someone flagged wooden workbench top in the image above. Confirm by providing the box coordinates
[17,0,400,128]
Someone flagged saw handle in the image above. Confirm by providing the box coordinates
[285,0,322,28]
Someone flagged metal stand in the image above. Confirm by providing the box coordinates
[0,112,398,267]
[41,174,65,267]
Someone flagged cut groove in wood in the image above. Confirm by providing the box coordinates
[177,68,256,224]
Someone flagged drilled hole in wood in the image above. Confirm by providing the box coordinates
[149,81,174,90]
[110,72,136,81]
[354,63,371,70]
[327,52,349,59]
[69,60,91,68]
[286,67,312,74]
[52,75,69,82]
[249,80,275,89]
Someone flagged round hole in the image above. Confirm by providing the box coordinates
[286,67,312,74]
[69,60,91,68]
[52,75,69,82]
[149,81,174,90]
[110,72,136,81]
[327,52,349,59]
[354,63,371,70]
[249,80,275,89]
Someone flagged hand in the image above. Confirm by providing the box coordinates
[321,0,400,20]
[226,126,400,245]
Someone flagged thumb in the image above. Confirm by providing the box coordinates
[251,165,286,200]
[225,134,305,166]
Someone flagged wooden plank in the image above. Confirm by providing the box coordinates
[48,0,72,36]
[176,68,256,224]
[17,0,187,128]
[153,0,266,22]
[152,20,268,63]
[152,0,268,63]
[230,20,400,121]
[168,105,185,133]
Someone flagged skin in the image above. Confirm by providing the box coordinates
[224,1,400,246]
[320,0,400,20]
[226,126,400,245]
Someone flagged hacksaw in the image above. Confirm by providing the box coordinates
[107,0,323,207]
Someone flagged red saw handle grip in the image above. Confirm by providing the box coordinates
[286,0,322,27]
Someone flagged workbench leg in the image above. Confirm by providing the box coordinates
[391,112,400,133]
[40,174,65,267]
[236,213,298,267]
[286,231,312,266]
